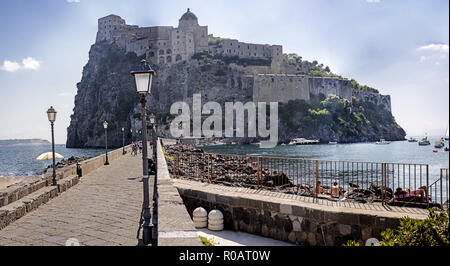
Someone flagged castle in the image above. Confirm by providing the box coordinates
[96,8,284,65]
[96,9,391,112]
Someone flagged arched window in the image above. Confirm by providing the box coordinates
[159,56,165,64]
[166,49,172,54]
[159,49,165,55]
[176,54,182,62]
[149,51,155,57]
[167,56,172,63]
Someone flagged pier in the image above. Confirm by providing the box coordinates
[0,140,446,246]
[0,142,201,246]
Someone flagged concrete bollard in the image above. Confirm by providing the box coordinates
[208,209,224,231]
[193,207,208,228]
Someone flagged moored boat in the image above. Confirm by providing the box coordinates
[434,140,444,149]
[418,137,431,146]
[288,138,320,145]
[375,139,390,145]
[408,137,418,142]
[445,126,449,141]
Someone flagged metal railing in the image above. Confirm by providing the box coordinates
[167,149,449,210]
[428,168,449,211]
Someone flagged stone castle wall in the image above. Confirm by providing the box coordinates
[249,74,353,104]
[248,74,391,112]
[95,9,282,66]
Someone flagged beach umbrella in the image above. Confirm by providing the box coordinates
[36,152,64,160]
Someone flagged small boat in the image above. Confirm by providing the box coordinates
[408,137,418,142]
[288,138,320,145]
[434,140,444,149]
[375,139,390,145]
[445,147,449,152]
[445,126,449,141]
[418,137,431,146]
[329,141,338,145]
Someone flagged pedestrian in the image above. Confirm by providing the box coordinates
[132,142,137,156]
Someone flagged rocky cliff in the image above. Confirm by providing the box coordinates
[66,42,405,148]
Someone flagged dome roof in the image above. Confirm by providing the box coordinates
[180,8,198,21]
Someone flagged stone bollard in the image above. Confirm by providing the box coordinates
[193,207,208,228]
[208,209,224,231]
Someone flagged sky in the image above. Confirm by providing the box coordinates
[0,0,448,144]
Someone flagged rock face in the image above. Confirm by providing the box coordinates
[67,41,405,148]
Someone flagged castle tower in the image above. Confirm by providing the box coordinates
[178,8,199,30]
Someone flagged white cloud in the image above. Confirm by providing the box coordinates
[1,57,42,72]
[0,60,21,72]
[22,57,40,70]
[418,43,449,53]
[417,43,449,64]
[366,0,381,3]
[66,0,80,2]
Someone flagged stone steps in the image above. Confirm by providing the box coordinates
[0,175,79,230]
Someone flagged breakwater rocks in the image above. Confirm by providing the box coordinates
[165,144,402,204]
[166,144,295,190]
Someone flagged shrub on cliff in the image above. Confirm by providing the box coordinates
[279,94,404,140]
[344,209,449,246]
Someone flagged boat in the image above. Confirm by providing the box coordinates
[445,147,449,152]
[434,139,444,149]
[418,136,431,146]
[329,141,338,145]
[375,139,390,145]
[445,126,449,141]
[288,138,320,145]
[407,137,418,142]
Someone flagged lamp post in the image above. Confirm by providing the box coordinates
[149,113,158,246]
[149,113,157,160]
[103,121,110,165]
[131,59,155,246]
[46,106,57,186]
[122,127,126,155]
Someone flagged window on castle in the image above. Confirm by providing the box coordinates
[149,52,155,57]
[176,54,182,61]
[167,56,172,63]
[167,49,172,54]
[159,49,165,55]
[159,56,165,64]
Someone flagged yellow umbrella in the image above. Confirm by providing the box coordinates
[36,152,64,160]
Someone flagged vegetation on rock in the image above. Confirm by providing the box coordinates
[278,94,405,142]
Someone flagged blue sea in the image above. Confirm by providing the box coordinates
[203,137,449,182]
[0,144,106,177]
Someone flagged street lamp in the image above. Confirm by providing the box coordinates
[46,106,57,186]
[103,121,110,165]
[131,59,155,246]
[122,127,126,155]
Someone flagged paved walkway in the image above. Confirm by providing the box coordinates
[197,229,295,246]
[0,153,148,246]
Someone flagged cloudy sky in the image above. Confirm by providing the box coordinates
[0,0,448,144]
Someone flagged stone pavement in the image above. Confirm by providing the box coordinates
[0,153,148,246]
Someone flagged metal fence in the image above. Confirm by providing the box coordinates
[169,151,449,210]
[428,168,449,210]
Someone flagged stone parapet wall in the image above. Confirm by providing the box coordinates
[175,180,427,246]
[0,145,133,230]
